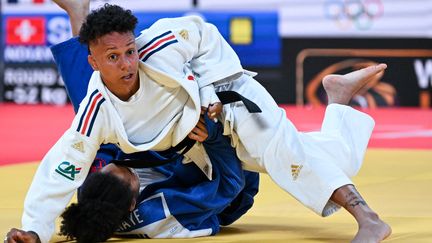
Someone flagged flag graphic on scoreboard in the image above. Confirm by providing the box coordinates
[5,17,46,45]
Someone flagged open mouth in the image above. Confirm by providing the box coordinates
[122,73,133,80]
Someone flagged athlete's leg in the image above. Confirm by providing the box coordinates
[331,185,391,243]
[220,64,391,242]
[324,64,391,242]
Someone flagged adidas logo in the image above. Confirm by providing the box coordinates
[291,164,303,181]
[72,141,85,153]
[179,29,189,40]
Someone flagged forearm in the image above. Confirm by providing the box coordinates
[53,0,89,36]
[22,141,87,242]
[22,127,100,242]
[68,9,87,36]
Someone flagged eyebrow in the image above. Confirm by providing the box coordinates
[126,40,135,46]
[105,40,135,52]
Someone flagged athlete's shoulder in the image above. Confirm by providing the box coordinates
[139,15,204,37]
[74,89,107,138]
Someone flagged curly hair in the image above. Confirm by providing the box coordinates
[60,172,135,243]
[79,4,138,45]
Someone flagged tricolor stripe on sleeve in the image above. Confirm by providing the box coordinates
[76,90,105,137]
[138,30,178,62]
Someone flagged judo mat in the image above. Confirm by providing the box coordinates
[1,104,431,243]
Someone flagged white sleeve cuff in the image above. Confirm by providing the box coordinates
[199,84,220,108]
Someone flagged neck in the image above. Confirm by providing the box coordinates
[103,74,140,101]
[116,88,137,101]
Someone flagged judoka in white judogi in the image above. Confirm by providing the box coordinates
[21,15,374,243]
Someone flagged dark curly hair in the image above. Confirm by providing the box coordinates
[79,4,138,45]
[60,172,135,243]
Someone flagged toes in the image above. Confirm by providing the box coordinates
[343,63,387,85]
[375,63,387,72]
[364,63,387,76]
[362,63,387,77]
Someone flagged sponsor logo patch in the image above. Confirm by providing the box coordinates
[55,161,82,181]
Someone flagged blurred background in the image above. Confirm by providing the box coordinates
[1,0,431,108]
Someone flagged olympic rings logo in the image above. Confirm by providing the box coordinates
[324,0,384,30]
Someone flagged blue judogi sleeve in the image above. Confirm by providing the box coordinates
[50,37,93,112]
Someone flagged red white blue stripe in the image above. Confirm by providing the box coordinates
[76,90,105,137]
[138,30,178,62]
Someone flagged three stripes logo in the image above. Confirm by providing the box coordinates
[138,30,178,62]
[55,161,82,181]
[291,164,303,181]
[72,141,85,153]
[76,90,105,137]
[179,29,189,40]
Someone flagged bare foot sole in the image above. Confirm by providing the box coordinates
[351,219,392,243]
[323,63,387,105]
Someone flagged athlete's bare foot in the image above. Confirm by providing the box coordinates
[352,216,392,243]
[331,185,392,243]
[53,0,90,36]
[323,63,387,105]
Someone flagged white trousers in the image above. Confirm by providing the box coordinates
[216,73,375,216]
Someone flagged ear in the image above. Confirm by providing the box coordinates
[129,198,137,212]
[88,54,99,71]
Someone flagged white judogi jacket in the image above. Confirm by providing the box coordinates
[22,16,244,243]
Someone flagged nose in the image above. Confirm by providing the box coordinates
[119,55,131,70]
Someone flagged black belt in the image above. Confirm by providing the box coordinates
[112,90,260,168]
[216,90,261,113]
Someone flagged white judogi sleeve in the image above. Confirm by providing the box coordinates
[136,15,244,107]
[21,90,109,243]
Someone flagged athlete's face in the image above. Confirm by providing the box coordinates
[100,163,140,210]
[88,31,139,101]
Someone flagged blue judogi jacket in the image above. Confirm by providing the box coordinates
[114,116,258,237]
